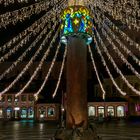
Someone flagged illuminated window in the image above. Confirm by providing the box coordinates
[7,95,12,102]
[107,106,114,116]
[117,106,124,117]
[21,107,27,118]
[28,107,34,118]
[6,107,12,118]
[88,106,95,117]
[39,107,46,119]
[47,107,55,117]
[14,96,19,102]
[98,106,105,117]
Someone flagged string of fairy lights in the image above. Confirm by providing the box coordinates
[0,6,57,53]
[52,44,67,98]
[94,37,127,96]
[34,42,62,100]
[88,1,140,51]
[15,27,61,97]
[0,0,67,82]
[92,0,140,31]
[0,0,65,63]
[88,45,106,99]
[0,1,67,99]
[0,23,58,96]
[0,0,63,28]
[0,0,140,101]
[0,0,35,6]
[92,11,140,81]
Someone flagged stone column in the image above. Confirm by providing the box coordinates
[66,36,87,129]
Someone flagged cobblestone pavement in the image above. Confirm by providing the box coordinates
[97,120,140,140]
[0,120,140,140]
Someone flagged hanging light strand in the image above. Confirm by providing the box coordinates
[0,23,59,96]
[0,0,66,63]
[1,0,33,6]
[52,45,67,98]
[89,0,140,31]
[101,27,140,81]
[0,0,63,28]
[89,6,140,52]
[0,6,58,53]
[88,45,106,99]
[34,42,61,100]
[15,32,61,97]
[0,21,57,81]
[94,37,127,96]
[101,19,140,67]
[92,12,140,80]
[0,16,50,63]
[96,30,140,96]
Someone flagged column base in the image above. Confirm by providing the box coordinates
[54,124,101,140]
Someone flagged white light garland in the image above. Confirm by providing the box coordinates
[0,18,47,63]
[93,11,140,81]
[94,37,127,96]
[16,28,61,97]
[0,0,67,63]
[34,42,61,100]
[96,30,140,96]
[90,6,140,52]
[88,45,106,99]
[0,24,55,81]
[0,0,65,63]
[0,0,63,28]
[52,45,67,98]
[0,23,59,96]
[102,20,140,67]
[101,27,140,81]
[89,0,140,31]
[0,7,57,53]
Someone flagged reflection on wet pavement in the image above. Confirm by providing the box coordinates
[0,120,140,140]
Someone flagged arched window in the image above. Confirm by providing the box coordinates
[107,106,114,116]
[39,107,46,119]
[47,107,55,117]
[6,107,12,118]
[21,107,27,118]
[117,106,124,117]
[28,107,34,118]
[88,106,95,117]
[98,106,105,117]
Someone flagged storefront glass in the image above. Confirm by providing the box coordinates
[88,106,95,117]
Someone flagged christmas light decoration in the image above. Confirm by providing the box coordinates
[96,30,140,96]
[0,0,63,28]
[0,23,56,81]
[92,11,140,81]
[94,37,127,96]
[101,27,140,81]
[89,0,140,31]
[88,45,106,99]
[89,5,140,52]
[16,29,61,97]
[0,23,59,96]
[34,42,61,100]
[0,0,67,63]
[0,7,57,53]
[52,44,67,98]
